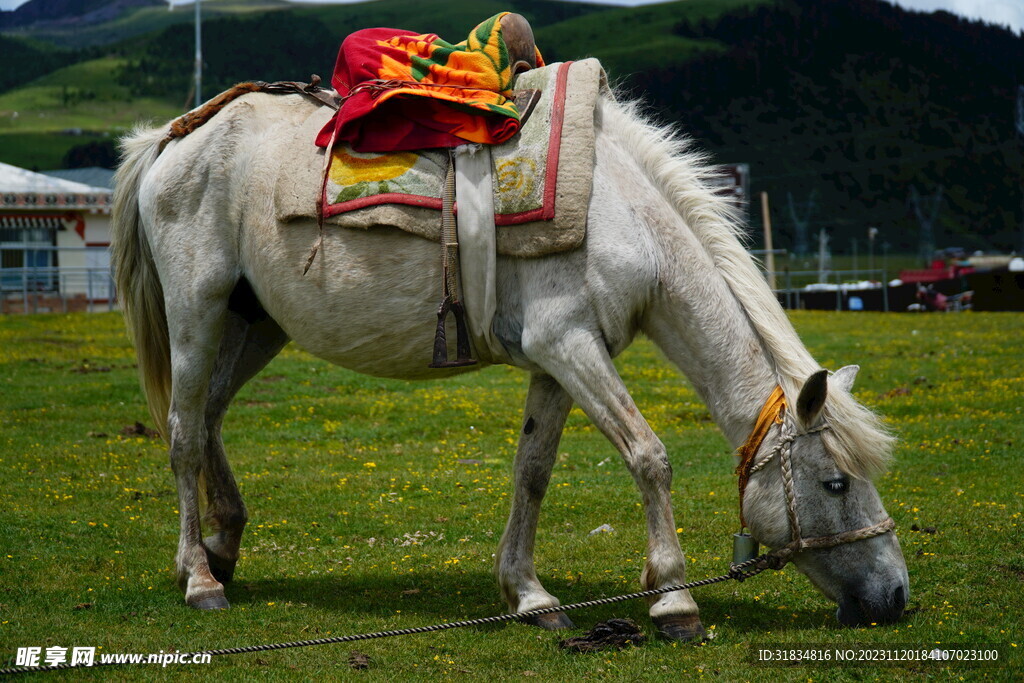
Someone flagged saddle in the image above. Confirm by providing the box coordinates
[157,16,607,369]
[272,58,606,367]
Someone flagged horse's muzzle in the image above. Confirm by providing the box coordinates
[836,582,908,626]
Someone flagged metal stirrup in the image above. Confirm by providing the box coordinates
[429,154,476,368]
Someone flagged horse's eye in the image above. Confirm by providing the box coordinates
[823,478,849,495]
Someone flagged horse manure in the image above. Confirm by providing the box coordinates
[71,364,111,374]
[348,651,371,669]
[558,618,646,652]
[121,421,160,438]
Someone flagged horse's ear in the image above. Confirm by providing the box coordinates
[796,369,829,425]
[831,365,859,394]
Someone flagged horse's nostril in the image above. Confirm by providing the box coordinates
[891,584,907,611]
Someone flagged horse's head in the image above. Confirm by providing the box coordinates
[741,367,909,626]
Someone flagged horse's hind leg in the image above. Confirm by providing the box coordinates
[523,330,705,642]
[201,295,288,584]
[164,283,233,609]
[496,373,575,630]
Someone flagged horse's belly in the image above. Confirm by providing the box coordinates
[244,222,483,379]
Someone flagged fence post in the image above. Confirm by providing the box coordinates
[87,266,94,314]
[785,267,792,309]
[836,270,842,312]
[882,270,889,312]
[761,192,777,291]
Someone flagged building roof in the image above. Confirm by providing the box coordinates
[0,161,111,212]
[40,167,116,190]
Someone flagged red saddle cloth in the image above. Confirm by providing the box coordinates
[315,12,543,153]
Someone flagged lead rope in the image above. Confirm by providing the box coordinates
[0,553,784,676]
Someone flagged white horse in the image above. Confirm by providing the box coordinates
[111,86,908,640]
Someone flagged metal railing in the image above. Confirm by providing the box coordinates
[1,245,115,314]
[770,268,891,312]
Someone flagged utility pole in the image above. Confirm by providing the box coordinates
[817,229,830,283]
[909,185,942,266]
[1016,85,1024,253]
[194,0,202,109]
[868,226,878,278]
[786,189,817,258]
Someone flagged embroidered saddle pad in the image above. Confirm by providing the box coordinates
[274,58,607,258]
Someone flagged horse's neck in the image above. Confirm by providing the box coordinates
[641,221,779,449]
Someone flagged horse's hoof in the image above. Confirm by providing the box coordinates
[190,595,230,610]
[521,611,576,630]
[652,614,706,642]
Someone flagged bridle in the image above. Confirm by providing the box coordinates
[733,385,896,570]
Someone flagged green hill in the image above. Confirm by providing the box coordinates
[1,0,1022,254]
[0,34,76,93]
[0,56,181,169]
[533,0,755,75]
[1,0,291,48]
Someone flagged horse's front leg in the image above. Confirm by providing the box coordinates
[525,330,705,641]
[496,373,575,629]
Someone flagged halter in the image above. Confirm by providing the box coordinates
[733,385,896,569]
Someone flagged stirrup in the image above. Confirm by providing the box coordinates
[429,296,477,368]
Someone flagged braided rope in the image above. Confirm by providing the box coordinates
[0,555,776,676]
[777,424,803,543]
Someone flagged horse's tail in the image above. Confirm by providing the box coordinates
[111,126,172,440]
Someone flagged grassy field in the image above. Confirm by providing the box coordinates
[0,310,1020,679]
[0,58,182,134]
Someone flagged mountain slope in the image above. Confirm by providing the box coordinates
[639,0,1024,253]
[0,0,162,30]
[1,0,1021,253]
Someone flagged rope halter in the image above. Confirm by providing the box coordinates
[734,385,895,570]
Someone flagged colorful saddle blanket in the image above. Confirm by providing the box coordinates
[274,58,607,258]
[315,12,544,153]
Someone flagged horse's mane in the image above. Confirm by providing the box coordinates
[600,94,893,479]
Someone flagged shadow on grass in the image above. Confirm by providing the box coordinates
[225,569,838,636]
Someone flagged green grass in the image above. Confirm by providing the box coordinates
[0,310,1021,679]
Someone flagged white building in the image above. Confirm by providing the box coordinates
[0,162,113,312]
